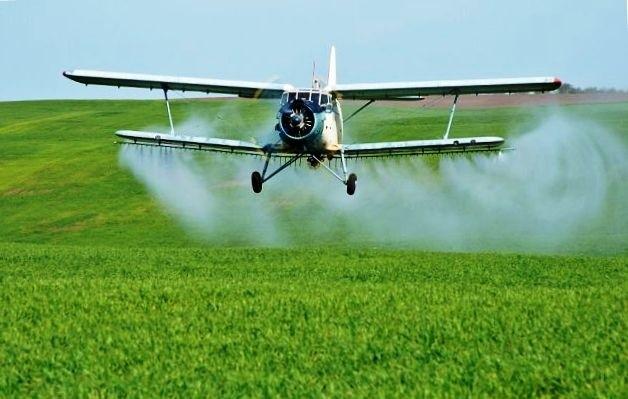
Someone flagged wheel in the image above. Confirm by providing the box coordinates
[251,171,263,193]
[346,173,357,196]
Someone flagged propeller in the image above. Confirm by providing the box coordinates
[280,99,315,139]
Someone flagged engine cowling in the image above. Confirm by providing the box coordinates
[279,99,317,140]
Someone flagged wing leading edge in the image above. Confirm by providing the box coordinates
[115,130,300,157]
[332,77,561,100]
[342,136,505,158]
[63,70,293,99]
[116,130,265,155]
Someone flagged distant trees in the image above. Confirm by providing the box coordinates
[558,83,626,94]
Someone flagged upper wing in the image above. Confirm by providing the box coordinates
[63,70,294,99]
[343,136,505,158]
[332,77,562,100]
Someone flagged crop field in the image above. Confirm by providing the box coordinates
[1,243,626,397]
[0,98,626,396]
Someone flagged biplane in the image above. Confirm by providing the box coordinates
[64,46,561,195]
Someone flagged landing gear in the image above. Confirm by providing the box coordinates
[250,150,357,196]
[346,173,357,195]
[250,152,303,194]
[251,171,263,193]
[308,151,357,196]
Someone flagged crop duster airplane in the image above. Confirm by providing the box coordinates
[64,47,561,195]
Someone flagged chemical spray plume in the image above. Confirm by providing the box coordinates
[119,113,627,253]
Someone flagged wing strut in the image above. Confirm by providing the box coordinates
[340,147,349,182]
[343,100,375,124]
[311,154,346,183]
[163,87,175,135]
[261,152,303,183]
[443,93,459,139]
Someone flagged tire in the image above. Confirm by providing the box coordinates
[251,171,263,193]
[346,173,357,196]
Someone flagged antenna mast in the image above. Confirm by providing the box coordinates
[312,61,319,89]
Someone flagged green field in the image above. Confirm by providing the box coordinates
[0,99,626,396]
[1,244,626,397]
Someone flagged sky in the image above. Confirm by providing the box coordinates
[0,0,627,101]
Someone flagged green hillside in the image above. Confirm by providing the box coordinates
[1,99,626,251]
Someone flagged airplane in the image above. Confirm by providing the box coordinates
[63,46,561,195]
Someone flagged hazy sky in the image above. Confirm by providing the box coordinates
[1,0,626,100]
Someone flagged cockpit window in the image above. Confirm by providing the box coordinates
[284,91,329,105]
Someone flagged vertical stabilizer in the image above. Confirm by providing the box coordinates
[327,45,337,90]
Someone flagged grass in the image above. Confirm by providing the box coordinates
[0,243,626,397]
[0,98,626,396]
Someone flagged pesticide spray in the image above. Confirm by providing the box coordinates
[119,112,628,253]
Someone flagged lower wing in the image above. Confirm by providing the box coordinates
[115,130,296,157]
[116,131,506,159]
[342,136,505,158]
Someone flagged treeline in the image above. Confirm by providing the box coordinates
[558,83,627,94]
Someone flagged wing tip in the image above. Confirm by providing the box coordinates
[62,70,81,82]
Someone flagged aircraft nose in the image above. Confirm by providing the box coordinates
[290,113,303,125]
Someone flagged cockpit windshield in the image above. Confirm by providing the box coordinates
[281,90,331,105]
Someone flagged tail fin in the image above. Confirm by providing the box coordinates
[326,45,337,90]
